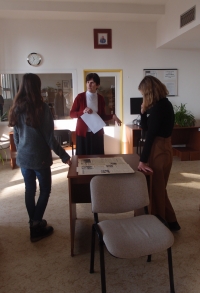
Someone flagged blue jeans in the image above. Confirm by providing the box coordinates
[21,167,52,222]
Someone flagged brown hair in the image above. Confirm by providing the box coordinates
[138,75,169,110]
[8,73,44,128]
[86,73,100,85]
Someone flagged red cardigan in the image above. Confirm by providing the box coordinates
[70,92,113,137]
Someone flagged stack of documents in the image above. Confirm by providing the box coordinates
[77,157,134,175]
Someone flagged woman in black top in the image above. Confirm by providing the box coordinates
[137,75,180,231]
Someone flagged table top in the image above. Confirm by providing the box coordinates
[68,154,145,179]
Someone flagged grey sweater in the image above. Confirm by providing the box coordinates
[14,103,70,169]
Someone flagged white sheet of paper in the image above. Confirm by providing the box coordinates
[81,112,106,134]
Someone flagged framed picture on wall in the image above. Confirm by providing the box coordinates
[94,29,112,49]
[143,69,178,96]
[62,80,70,90]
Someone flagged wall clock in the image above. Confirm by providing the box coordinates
[27,53,42,66]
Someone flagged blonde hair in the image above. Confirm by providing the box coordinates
[138,76,169,110]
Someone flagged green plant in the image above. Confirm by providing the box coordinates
[173,103,195,127]
[0,155,4,164]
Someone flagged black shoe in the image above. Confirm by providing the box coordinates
[29,219,47,227]
[30,223,54,242]
[168,221,181,231]
[40,219,47,227]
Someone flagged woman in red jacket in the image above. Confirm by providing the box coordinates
[70,73,121,155]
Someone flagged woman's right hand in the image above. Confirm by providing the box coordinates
[83,107,93,114]
[138,161,153,173]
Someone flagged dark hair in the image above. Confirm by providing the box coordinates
[86,73,100,85]
[138,75,168,109]
[8,73,44,128]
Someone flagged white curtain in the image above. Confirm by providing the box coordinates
[1,74,18,100]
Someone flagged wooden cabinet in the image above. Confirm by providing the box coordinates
[126,124,200,161]
[172,126,200,160]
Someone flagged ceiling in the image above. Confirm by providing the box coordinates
[0,0,167,22]
[0,0,199,51]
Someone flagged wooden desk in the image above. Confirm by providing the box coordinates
[9,131,17,169]
[67,154,152,256]
[126,124,200,160]
[9,130,76,169]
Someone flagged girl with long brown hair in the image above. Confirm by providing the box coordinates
[9,73,71,242]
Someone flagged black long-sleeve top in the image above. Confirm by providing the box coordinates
[140,98,174,163]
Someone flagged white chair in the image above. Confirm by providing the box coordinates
[0,135,10,163]
[90,172,175,293]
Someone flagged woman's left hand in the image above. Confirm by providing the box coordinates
[113,114,122,126]
[66,159,72,166]
[138,161,153,173]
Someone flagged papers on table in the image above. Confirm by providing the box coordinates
[81,112,106,134]
[77,157,135,175]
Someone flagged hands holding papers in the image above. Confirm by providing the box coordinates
[81,107,122,134]
[81,111,106,134]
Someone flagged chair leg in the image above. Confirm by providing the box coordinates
[139,140,142,156]
[147,255,151,262]
[137,140,139,155]
[5,150,7,161]
[167,248,175,293]
[90,225,96,273]
[99,240,106,293]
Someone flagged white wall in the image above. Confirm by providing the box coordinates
[0,18,200,151]
[157,0,200,48]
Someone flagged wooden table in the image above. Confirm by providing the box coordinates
[67,154,152,256]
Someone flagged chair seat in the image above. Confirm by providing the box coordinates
[98,215,174,259]
[0,140,10,149]
[0,138,10,162]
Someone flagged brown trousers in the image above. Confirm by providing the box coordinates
[148,137,177,222]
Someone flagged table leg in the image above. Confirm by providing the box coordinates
[68,178,77,256]
[10,157,16,169]
[70,203,77,256]
[9,133,17,169]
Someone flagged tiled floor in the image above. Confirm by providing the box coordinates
[0,158,200,293]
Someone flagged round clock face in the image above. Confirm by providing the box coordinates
[27,53,42,66]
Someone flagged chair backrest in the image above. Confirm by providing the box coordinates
[90,171,149,214]
[54,129,72,146]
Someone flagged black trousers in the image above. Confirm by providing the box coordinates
[0,105,3,117]
[76,132,104,155]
